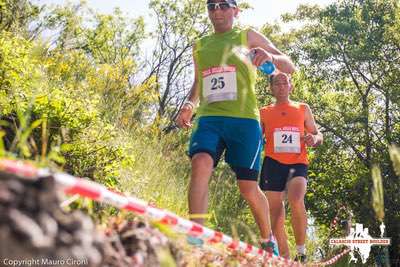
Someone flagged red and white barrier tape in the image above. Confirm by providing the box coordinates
[312,248,351,266]
[0,159,299,266]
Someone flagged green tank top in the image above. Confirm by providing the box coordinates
[194,27,258,120]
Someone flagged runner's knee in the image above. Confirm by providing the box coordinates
[288,196,305,209]
[238,181,259,201]
[287,177,306,205]
[192,153,213,169]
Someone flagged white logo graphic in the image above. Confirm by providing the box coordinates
[329,223,390,264]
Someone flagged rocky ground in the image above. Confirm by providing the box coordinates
[0,170,278,267]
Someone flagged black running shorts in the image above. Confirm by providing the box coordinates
[259,156,308,191]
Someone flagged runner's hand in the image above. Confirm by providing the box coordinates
[176,104,193,129]
[250,47,274,67]
[304,133,316,147]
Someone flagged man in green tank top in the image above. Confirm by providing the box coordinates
[176,0,296,254]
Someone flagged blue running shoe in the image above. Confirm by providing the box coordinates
[260,238,279,256]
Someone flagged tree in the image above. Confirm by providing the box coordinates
[41,2,156,128]
[146,0,210,127]
[0,0,41,34]
[278,0,400,263]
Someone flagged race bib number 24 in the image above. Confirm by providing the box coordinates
[273,129,301,153]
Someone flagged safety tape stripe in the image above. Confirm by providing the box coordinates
[313,248,351,266]
[1,158,353,266]
[0,158,311,266]
[0,159,38,178]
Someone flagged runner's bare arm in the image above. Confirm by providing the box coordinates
[247,29,296,74]
[304,104,323,147]
[187,46,200,105]
[176,44,200,129]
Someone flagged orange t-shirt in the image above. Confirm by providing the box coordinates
[260,101,308,165]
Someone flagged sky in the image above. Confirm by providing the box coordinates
[33,0,335,30]
[31,0,335,71]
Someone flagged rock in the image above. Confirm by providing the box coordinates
[0,172,104,267]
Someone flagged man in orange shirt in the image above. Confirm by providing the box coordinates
[259,73,323,263]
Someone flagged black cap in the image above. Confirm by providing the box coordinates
[207,0,237,6]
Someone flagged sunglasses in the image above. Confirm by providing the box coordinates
[272,82,291,87]
[207,2,235,11]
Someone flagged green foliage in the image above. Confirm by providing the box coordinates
[0,0,41,34]
[85,9,145,64]
[117,129,190,215]
[267,0,400,263]
[1,0,399,264]
[207,164,258,242]
[0,32,40,107]
[0,1,149,185]
[371,164,385,222]
[389,145,400,177]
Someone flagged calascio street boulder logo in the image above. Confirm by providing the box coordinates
[330,223,390,264]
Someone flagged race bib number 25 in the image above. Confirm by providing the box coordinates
[202,66,237,103]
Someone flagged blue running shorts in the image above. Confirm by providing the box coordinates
[188,116,262,180]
